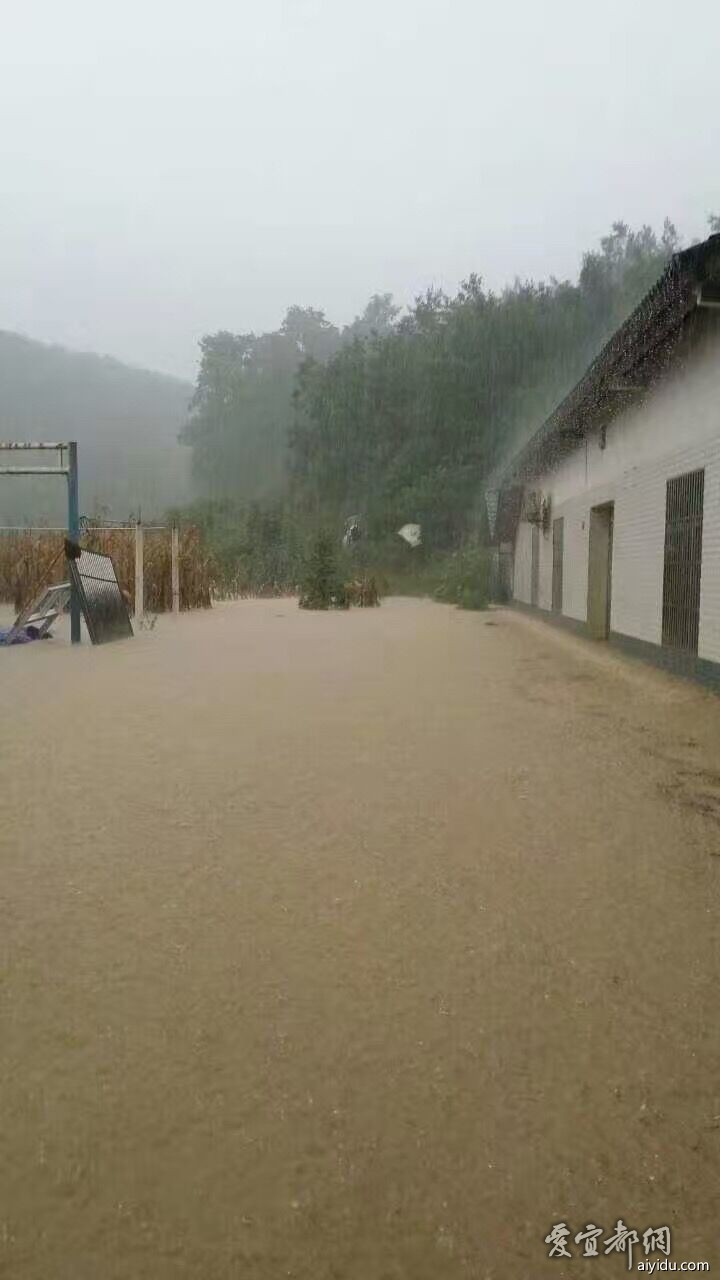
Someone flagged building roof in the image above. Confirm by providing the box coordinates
[491,234,720,499]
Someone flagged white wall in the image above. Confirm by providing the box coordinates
[511,344,720,664]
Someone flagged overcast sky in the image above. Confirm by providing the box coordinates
[1,0,718,380]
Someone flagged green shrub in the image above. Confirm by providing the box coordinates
[298,530,348,609]
[434,544,491,610]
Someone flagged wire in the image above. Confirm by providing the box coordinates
[0,525,169,532]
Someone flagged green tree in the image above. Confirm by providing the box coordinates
[344,293,400,341]
[291,221,675,554]
[298,530,345,609]
[182,221,679,588]
[181,308,341,500]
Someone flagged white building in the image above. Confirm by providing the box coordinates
[493,235,720,686]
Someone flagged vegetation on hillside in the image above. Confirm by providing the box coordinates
[178,221,683,599]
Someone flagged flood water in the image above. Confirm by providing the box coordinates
[1,599,719,1277]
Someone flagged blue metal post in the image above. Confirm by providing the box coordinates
[67,441,81,644]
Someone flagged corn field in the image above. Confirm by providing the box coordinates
[0,527,215,614]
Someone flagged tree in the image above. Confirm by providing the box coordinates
[281,306,341,361]
[291,221,676,554]
[182,221,681,581]
[181,308,342,499]
[298,530,346,609]
[344,294,400,341]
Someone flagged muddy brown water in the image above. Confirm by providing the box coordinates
[1,599,719,1278]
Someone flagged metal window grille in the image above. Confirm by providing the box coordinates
[662,469,704,653]
[552,517,564,613]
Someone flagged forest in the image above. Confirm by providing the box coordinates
[177,219,691,594]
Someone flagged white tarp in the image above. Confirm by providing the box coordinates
[397,523,422,548]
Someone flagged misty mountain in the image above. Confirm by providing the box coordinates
[0,331,192,524]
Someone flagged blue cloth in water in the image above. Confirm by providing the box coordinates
[0,625,43,645]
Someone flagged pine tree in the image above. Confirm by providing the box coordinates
[298,531,347,609]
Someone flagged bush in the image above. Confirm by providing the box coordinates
[168,498,304,598]
[298,531,348,610]
[434,544,491,610]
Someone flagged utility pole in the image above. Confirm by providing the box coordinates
[135,519,144,625]
[67,442,81,644]
[171,523,180,616]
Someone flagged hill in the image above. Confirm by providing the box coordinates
[0,331,192,524]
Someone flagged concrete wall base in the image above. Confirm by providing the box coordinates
[510,601,720,693]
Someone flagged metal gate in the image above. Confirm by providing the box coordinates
[552,517,564,613]
[69,549,133,644]
[662,469,704,653]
